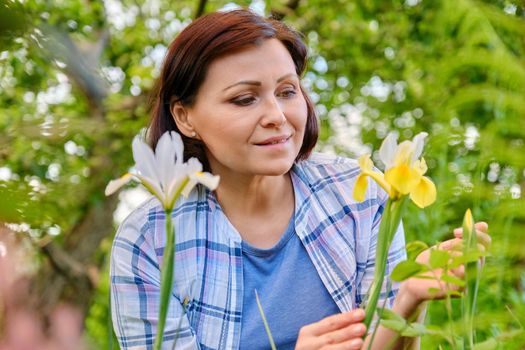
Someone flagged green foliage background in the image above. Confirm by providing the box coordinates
[1,0,524,348]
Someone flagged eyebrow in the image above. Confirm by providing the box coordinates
[222,73,299,91]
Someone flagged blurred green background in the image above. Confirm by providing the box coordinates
[0,0,524,348]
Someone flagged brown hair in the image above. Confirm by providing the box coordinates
[148,9,318,171]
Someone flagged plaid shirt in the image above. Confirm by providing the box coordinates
[111,153,406,349]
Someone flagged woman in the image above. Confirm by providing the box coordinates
[110,9,490,350]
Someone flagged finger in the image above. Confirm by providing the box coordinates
[475,231,491,249]
[320,323,366,346]
[439,238,462,251]
[449,264,465,280]
[474,222,488,233]
[322,337,364,350]
[454,229,491,250]
[306,309,365,336]
[477,243,486,253]
[473,243,486,266]
[454,221,489,238]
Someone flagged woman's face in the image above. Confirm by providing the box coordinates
[182,38,308,178]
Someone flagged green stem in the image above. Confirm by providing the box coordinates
[154,211,175,350]
[363,197,408,331]
[463,212,479,350]
[441,266,457,350]
[366,282,394,350]
[171,300,188,350]
[255,289,277,350]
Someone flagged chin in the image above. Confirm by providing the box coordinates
[255,159,295,176]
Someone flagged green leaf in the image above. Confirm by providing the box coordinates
[391,260,426,281]
[406,240,429,261]
[448,251,486,269]
[400,322,428,337]
[425,325,452,339]
[441,274,466,287]
[379,309,427,337]
[445,290,463,298]
[473,338,498,350]
[379,307,406,323]
[427,287,443,297]
[430,249,451,269]
[380,319,408,333]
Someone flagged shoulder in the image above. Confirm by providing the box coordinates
[111,188,210,257]
[292,152,387,204]
[294,152,359,181]
[293,152,364,190]
[298,151,359,168]
[111,196,163,258]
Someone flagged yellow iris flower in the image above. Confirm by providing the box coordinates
[353,132,436,208]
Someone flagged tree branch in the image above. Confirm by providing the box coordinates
[194,0,208,19]
[32,193,119,315]
[36,25,109,113]
[28,20,120,317]
[270,0,301,20]
[41,242,92,284]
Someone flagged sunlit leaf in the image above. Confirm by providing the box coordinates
[391,260,426,282]
[430,249,451,269]
[472,338,498,350]
[406,240,429,261]
[441,274,466,287]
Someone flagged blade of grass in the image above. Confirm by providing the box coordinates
[254,289,277,350]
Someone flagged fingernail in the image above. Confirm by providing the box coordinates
[352,309,365,319]
[350,338,363,347]
[441,241,451,249]
[352,323,366,335]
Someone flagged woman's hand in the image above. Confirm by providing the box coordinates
[295,309,367,350]
[399,222,491,310]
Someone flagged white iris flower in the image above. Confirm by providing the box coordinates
[105,131,219,210]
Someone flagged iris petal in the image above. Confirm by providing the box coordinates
[358,154,374,172]
[132,135,160,185]
[353,174,369,202]
[411,132,428,163]
[106,131,219,210]
[378,133,398,169]
[367,171,392,195]
[182,172,220,198]
[194,172,220,191]
[385,164,421,194]
[186,157,203,173]
[356,155,392,197]
[170,131,184,165]
[105,173,133,196]
[135,174,165,204]
[393,141,414,166]
[409,176,436,208]
[413,158,428,176]
[155,132,177,190]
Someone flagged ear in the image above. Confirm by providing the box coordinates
[170,100,196,138]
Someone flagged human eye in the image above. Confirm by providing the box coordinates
[231,94,257,106]
[277,85,298,98]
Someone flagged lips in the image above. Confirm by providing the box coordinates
[254,135,291,146]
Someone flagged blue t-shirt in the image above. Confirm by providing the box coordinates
[240,216,341,349]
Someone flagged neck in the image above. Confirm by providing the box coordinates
[214,171,293,217]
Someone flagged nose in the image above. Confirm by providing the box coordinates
[260,95,286,128]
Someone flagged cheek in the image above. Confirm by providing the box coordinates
[290,99,308,130]
[199,119,250,153]
[192,107,240,139]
